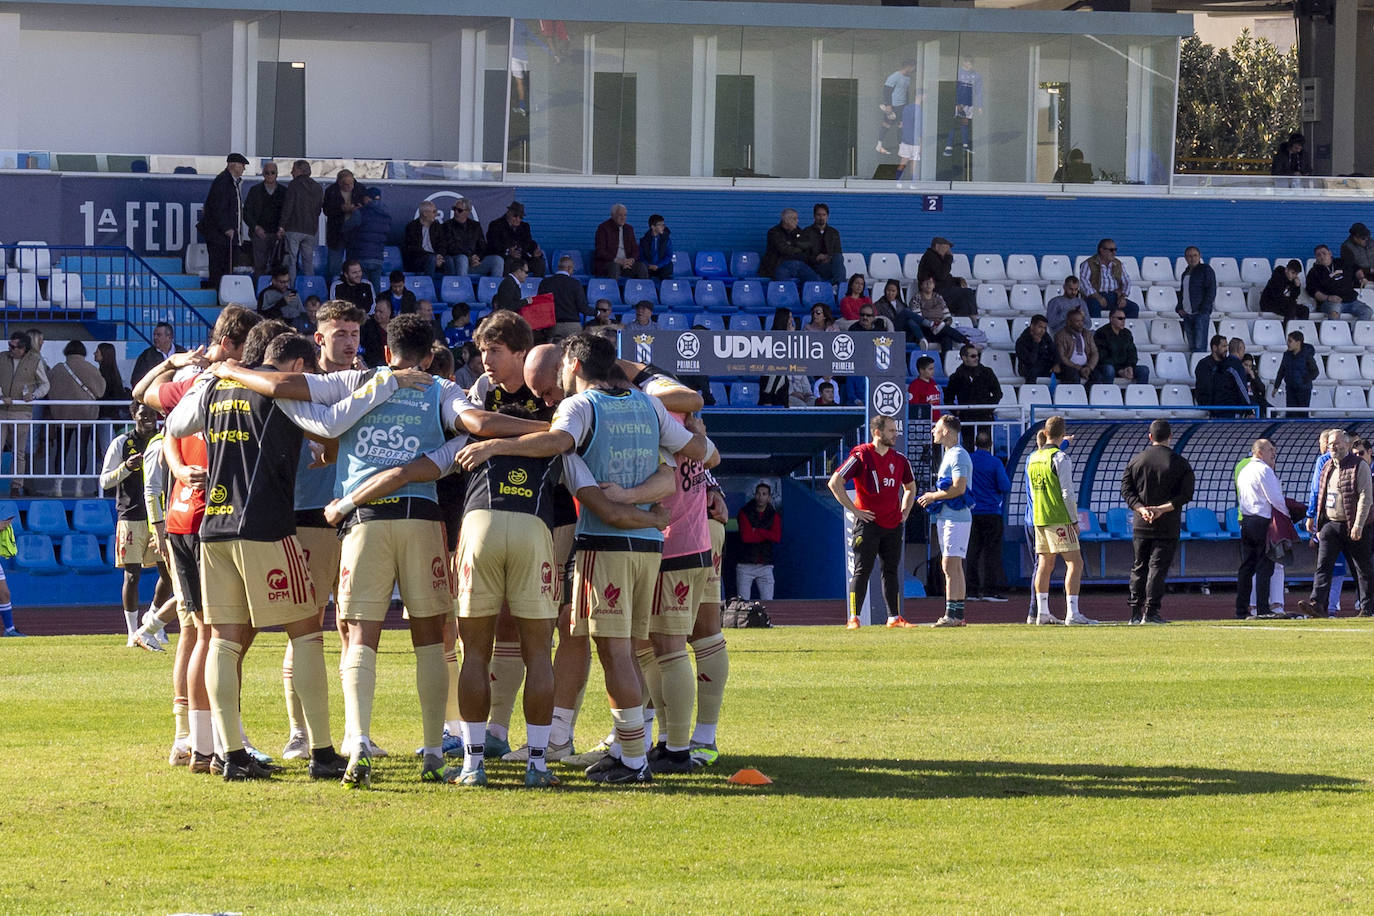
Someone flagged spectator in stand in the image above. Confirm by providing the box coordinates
[624,300,658,334]
[1092,309,1148,383]
[592,203,647,279]
[293,294,321,337]
[322,168,364,281]
[911,275,967,353]
[1228,337,1246,362]
[445,198,504,277]
[1270,132,1311,177]
[916,236,977,317]
[815,381,839,406]
[1053,308,1098,385]
[1015,314,1060,383]
[445,303,474,350]
[279,159,323,283]
[801,203,846,285]
[540,254,593,343]
[47,340,106,495]
[907,355,941,419]
[416,299,445,342]
[95,342,129,463]
[588,298,620,329]
[200,152,247,293]
[1260,259,1307,320]
[1045,276,1090,335]
[737,482,782,602]
[453,341,482,390]
[1308,244,1372,320]
[1240,353,1268,416]
[839,274,871,321]
[331,259,375,313]
[0,330,49,496]
[869,279,905,330]
[492,257,531,312]
[760,309,812,407]
[1195,333,1252,417]
[1078,238,1140,319]
[242,161,285,281]
[131,322,185,386]
[944,343,1001,448]
[257,268,302,321]
[804,303,836,332]
[486,200,546,277]
[1341,223,1374,287]
[638,214,674,280]
[343,186,391,293]
[402,201,449,288]
[966,430,1011,602]
[852,304,891,333]
[376,269,417,316]
[1175,246,1216,352]
[358,297,391,368]
[762,208,819,282]
[1053,148,1093,183]
[1273,330,1319,417]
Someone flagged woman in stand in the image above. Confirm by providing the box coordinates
[759,308,813,407]
[839,274,871,321]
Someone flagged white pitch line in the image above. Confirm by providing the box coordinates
[1207,625,1367,633]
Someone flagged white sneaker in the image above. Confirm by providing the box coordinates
[503,739,574,764]
[168,744,192,767]
[564,737,615,767]
[132,632,164,651]
[1026,612,1036,625]
[1035,613,1063,625]
[281,732,310,760]
[1065,612,1099,626]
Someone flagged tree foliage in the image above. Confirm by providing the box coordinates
[1176,30,1300,171]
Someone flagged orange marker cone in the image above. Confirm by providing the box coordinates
[728,768,773,786]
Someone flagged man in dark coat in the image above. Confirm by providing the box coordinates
[1120,419,1195,624]
[760,208,818,282]
[201,152,248,293]
[916,237,977,316]
[800,202,846,285]
[592,203,647,279]
[486,201,547,277]
[321,169,365,281]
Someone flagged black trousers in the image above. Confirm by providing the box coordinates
[966,514,1004,595]
[1128,536,1177,617]
[1236,514,1275,617]
[206,234,234,293]
[850,519,903,618]
[1311,520,1374,614]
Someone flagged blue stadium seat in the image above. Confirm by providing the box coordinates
[695,251,729,279]
[671,251,694,278]
[587,278,623,306]
[476,277,501,304]
[1184,507,1228,540]
[25,502,70,537]
[471,307,492,326]
[553,249,587,275]
[1078,512,1109,542]
[441,276,474,305]
[60,534,106,573]
[660,279,694,311]
[1105,508,1133,540]
[708,382,729,406]
[730,314,763,332]
[405,275,437,302]
[15,534,61,574]
[623,279,658,306]
[658,313,689,331]
[72,500,114,537]
[312,245,329,277]
[0,501,23,534]
[907,349,946,384]
[766,281,801,311]
[695,279,731,312]
[731,251,762,279]
[1224,510,1241,536]
[382,246,402,273]
[255,275,272,294]
[731,381,760,406]
[692,313,725,331]
[521,277,541,299]
[295,275,328,301]
[731,280,766,311]
[802,281,836,308]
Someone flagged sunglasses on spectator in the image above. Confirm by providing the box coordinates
[596,307,611,314]
[859,311,875,318]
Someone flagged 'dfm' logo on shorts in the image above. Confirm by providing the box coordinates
[541,561,553,596]
[431,556,446,590]
[265,568,289,602]
[673,578,689,605]
[604,582,622,611]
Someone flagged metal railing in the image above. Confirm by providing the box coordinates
[0,400,140,496]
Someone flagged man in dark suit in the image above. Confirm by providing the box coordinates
[402,200,449,288]
[486,201,547,277]
[131,322,187,386]
[201,152,247,293]
[1120,419,1195,624]
[492,258,531,312]
[592,203,648,279]
[539,254,592,343]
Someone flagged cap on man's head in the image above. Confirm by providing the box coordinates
[931,236,951,247]
[507,201,526,217]
[226,153,250,165]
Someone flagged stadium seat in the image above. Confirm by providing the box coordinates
[984,349,1018,384]
[553,250,586,275]
[405,275,437,302]
[25,502,70,536]
[1011,316,1032,341]
[732,280,766,311]
[1361,354,1374,382]
[868,253,903,281]
[519,276,541,298]
[1215,318,1252,347]
[669,251,693,279]
[978,317,1012,348]
[296,275,328,301]
[15,534,61,574]
[1139,256,1175,285]
[218,275,256,306]
[1326,353,1362,382]
[253,274,273,295]
[1144,286,1176,315]
[381,246,402,274]
[1252,318,1286,349]
[766,281,801,311]
[972,254,1008,286]
[1183,507,1227,540]
[731,381,759,406]
[1053,383,1089,410]
[1172,256,1189,281]
[1123,318,1156,352]
[730,313,764,331]
[1259,351,1284,383]
[1105,507,1134,540]
[1287,318,1319,345]
[1042,283,1064,305]
[695,251,729,278]
[60,534,107,573]
[708,382,729,406]
[1018,384,1052,409]
[976,284,1009,314]
[1309,387,1335,411]
[47,273,86,309]
[1334,385,1367,410]
[659,279,694,311]
[185,242,210,279]
[1319,321,1361,352]
[0,502,23,534]
[995,385,1020,419]
[695,279,731,312]
[1214,287,1249,314]
[944,350,963,378]
[623,279,658,306]
[1240,257,1272,287]
[951,253,972,282]
[1149,319,1186,350]
[1005,254,1040,285]
[659,313,689,331]
[1079,511,1109,542]
[72,500,114,537]
[801,281,836,308]
[731,251,761,279]
[1089,384,1128,418]
[1008,284,1042,314]
[587,278,622,306]
[952,316,975,332]
[13,241,51,274]
[476,277,501,304]
[1210,257,1242,286]
[1124,384,1159,408]
[1160,384,1205,417]
[440,276,474,305]
[312,245,329,277]
[909,349,945,382]
[1039,255,1072,285]
[691,313,724,331]
[847,252,871,280]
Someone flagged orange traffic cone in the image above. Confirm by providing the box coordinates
[727,768,773,786]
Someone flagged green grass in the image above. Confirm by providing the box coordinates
[4,621,1374,914]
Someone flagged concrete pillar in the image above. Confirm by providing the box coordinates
[0,14,20,149]
[201,21,249,155]
[1297,0,1360,175]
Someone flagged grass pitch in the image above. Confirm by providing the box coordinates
[3,621,1374,914]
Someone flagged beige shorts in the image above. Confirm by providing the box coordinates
[200,536,317,628]
[338,518,452,622]
[652,564,710,636]
[706,519,725,603]
[114,519,157,568]
[456,509,557,619]
[571,549,662,640]
[1034,522,1081,555]
[296,525,341,608]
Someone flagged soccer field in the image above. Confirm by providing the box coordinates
[3,622,1372,914]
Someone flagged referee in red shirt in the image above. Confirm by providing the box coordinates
[828,415,916,629]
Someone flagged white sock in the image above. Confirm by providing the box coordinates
[211,720,225,760]
[190,709,213,756]
[549,706,575,747]
[1067,595,1080,617]
[239,716,253,749]
[444,719,462,736]
[487,722,509,742]
[124,610,138,637]
[643,707,656,752]
[1035,593,1049,616]
[691,722,717,746]
[460,720,486,772]
[526,723,551,771]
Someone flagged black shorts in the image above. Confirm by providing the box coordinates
[168,531,202,615]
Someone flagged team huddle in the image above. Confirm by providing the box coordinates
[122,301,730,786]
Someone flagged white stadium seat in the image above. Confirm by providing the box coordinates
[1325,353,1362,381]
[13,241,52,275]
[48,273,86,308]
[984,349,1019,384]
[219,274,257,306]
[1215,318,1252,347]
[1309,387,1335,411]
[944,350,962,378]
[185,242,210,279]
[1149,318,1186,349]
[1160,384,1205,417]
[1039,255,1072,285]
[1006,254,1041,284]
[901,253,922,280]
[1240,257,1272,287]
[1145,286,1176,315]
[1153,351,1192,383]
[1140,255,1175,285]
[1012,316,1032,340]
[1090,384,1129,419]
[1053,384,1089,407]
[1042,284,1064,305]
[1018,384,1052,408]
[976,284,1009,313]
[1361,354,1374,382]
[3,270,45,306]
[844,252,868,280]
[972,254,1008,285]
[1334,386,1367,411]
[1173,256,1189,281]
[1259,351,1284,383]
[1210,257,1242,286]
[996,384,1021,419]
[1214,287,1249,314]
[1124,318,1156,351]
[1124,384,1159,408]
[1009,284,1042,314]
[1319,320,1362,352]
[1252,318,1286,349]
[978,316,1013,348]
[1287,319,1318,344]
[951,315,974,330]
[1119,256,1142,284]
[950,253,972,282]
[868,253,902,280]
